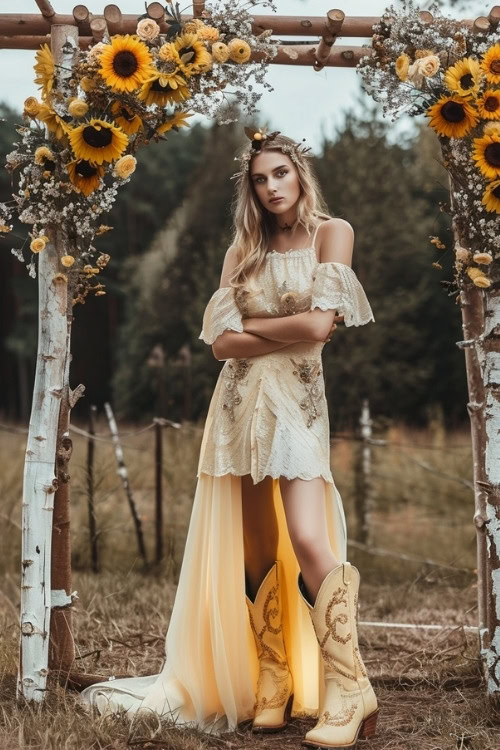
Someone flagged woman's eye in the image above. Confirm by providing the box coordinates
[278,170,287,177]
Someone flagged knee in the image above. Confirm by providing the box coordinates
[289,527,323,566]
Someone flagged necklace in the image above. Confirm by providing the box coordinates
[277,221,293,232]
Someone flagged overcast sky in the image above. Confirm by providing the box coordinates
[0,1,486,153]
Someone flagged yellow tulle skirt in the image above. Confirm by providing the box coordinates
[80,472,347,733]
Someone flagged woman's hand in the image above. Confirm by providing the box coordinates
[324,313,344,343]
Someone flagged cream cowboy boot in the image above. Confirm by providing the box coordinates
[246,561,294,732]
[299,563,379,749]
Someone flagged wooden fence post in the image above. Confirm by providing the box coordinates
[87,405,99,573]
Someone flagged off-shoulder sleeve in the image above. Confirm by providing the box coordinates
[198,286,244,345]
[310,262,375,327]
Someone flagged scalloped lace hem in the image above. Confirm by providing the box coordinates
[197,468,334,484]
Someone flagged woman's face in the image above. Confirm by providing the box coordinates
[250,149,301,216]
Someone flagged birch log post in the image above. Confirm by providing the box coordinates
[17,24,80,703]
[482,281,500,704]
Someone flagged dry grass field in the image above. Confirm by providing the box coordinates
[1,419,498,750]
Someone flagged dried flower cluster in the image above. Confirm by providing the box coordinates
[2,0,277,302]
[357,0,500,294]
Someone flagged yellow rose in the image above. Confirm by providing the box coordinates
[455,245,470,262]
[212,42,229,63]
[61,255,75,267]
[80,76,96,92]
[88,42,107,60]
[113,154,137,179]
[158,43,180,64]
[24,97,41,117]
[228,38,251,64]
[68,99,89,118]
[30,237,47,253]
[484,122,500,136]
[52,272,68,283]
[473,252,493,264]
[34,146,54,165]
[183,19,205,33]
[395,53,410,81]
[136,18,160,41]
[467,266,485,280]
[0,224,10,232]
[197,26,220,43]
[415,49,435,59]
[473,275,491,288]
[416,54,440,77]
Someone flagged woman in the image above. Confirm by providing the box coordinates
[81,130,378,750]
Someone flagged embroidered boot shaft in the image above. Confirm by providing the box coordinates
[298,563,379,749]
[246,561,294,732]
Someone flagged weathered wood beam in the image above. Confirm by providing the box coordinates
[146,3,164,23]
[256,44,371,67]
[314,9,345,72]
[0,14,381,38]
[72,5,89,26]
[489,6,500,27]
[103,4,122,33]
[193,1,205,18]
[89,15,108,42]
[35,0,56,20]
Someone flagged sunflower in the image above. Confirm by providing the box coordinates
[174,33,212,75]
[111,101,143,135]
[476,90,500,120]
[138,71,190,107]
[66,159,105,196]
[482,179,500,212]
[37,104,72,140]
[481,44,500,85]
[99,34,154,92]
[157,111,194,135]
[444,57,481,98]
[158,43,181,66]
[427,95,479,138]
[472,133,500,179]
[34,44,55,100]
[69,118,128,164]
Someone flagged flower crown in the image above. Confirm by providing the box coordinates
[231,127,312,181]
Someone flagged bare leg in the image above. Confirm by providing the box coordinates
[279,476,341,603]
[241,474,279,600]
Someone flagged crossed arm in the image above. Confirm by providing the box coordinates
[211,219,354,362]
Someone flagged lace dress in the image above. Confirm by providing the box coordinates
[80,222,375,734]
[198,226,374,484]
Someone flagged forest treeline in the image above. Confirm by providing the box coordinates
[0,102,467,430]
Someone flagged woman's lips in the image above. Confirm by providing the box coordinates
[269,197,283,204]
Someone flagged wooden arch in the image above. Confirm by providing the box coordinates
[4,0,500,715]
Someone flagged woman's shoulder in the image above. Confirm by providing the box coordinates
[315,217,354,264]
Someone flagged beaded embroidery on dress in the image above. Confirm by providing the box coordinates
[197,223,374,485]
[80,220,374,735]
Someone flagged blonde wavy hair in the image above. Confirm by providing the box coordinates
[228,134,330,292]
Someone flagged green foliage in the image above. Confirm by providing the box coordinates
[314,109,466,428]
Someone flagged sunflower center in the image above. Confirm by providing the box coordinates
[485,96,499,112]
[459,73,474,89]
[493,184,500,199]
[179,46,195,62]
[44,159,56,172]
[113,50,139,78]
[485,142,500,167]
[76,160,97,178]
[491,59,500,74]
[441,101,465,123]
[151,78,172,92]
[83,125,113,148]
[121,107,135,122]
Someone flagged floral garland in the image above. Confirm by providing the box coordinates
[357,0,500,294]
[0,0,277,305]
